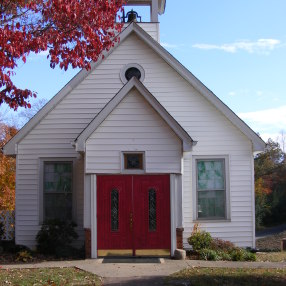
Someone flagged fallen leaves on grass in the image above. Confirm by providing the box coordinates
[0,267,101,286]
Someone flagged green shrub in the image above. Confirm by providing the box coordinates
[188,231,213,251]
[216,250,232,261]
[187,227,256,262]
[198,249,221,261]
[229,248,255,261]
[210,238,236,252]
[36,219,78,257]
[243,250,256,261]
[230,248,244,261]
[16,250,33,262]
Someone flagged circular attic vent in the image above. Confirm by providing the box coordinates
[120,63,145,84]
[125,67,141,81]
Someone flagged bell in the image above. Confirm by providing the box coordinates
[127,10,138,22]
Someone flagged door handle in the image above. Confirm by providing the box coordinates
[130,212,133,230]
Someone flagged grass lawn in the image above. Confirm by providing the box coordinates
[169,267,286,286]
[0,267,101,286]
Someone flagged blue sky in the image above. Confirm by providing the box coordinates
[1,0,286,143]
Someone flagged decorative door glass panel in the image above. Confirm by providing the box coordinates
[111,189,119,231]
[148,188,156,231]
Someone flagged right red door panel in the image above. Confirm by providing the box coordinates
[133,175,170,252]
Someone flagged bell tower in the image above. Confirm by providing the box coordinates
[121,0,166,42]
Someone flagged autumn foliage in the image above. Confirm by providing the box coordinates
[0,122,17,210]
[0,0,124,110]
[255,139,286,227]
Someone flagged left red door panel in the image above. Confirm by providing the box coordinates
[97,175,133,255]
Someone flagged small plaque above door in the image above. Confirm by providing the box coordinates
[124,153,144,170]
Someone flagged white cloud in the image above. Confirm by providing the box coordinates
[228,89,264,98]
[239,105,286,141]
[161,42,180,49]
[193,39,281,54]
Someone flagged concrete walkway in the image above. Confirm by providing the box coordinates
[1,259,286,285]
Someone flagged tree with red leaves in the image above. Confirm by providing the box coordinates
[0,0,124,110]
[0,122,17,210]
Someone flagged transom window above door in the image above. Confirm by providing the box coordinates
[123,152,144,170]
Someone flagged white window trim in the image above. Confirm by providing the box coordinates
[120,63,145,84]
[39,158,77,224]
[192,155,231,222]
[120,151,146,174]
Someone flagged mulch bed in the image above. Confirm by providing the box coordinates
[256,231,286,251]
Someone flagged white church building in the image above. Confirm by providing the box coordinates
[4,0,265,258]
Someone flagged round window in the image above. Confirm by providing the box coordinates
[120,63,145,84]
[125,67,141,81]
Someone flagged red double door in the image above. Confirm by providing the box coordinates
[97,175,170,256]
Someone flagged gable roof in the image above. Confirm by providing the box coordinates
[75,77,195,152]
[3,21,265,155]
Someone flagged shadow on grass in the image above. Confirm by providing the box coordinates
[168,267,286,286]
[104,276,166,286]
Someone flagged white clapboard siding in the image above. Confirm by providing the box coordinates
[123,23,159,42]
[16,32,255,248]
[86,89,182,174]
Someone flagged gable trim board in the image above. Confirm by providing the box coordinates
[3,22,265,155]
[75,77,195,152]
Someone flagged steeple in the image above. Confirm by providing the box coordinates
[123,0,166,22]
[121,0,166,42]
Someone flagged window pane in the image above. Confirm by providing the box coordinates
[149,189,156,231]
[44,162,72,221]
[197,160,224,190]
[198,190,225,218]
[44,162,72,193]
[111,189,119,231]
[44,193,72,220]
[124,153,143,169]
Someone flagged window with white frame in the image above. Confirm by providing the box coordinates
[43,162,73,221]
[196,159,226,219]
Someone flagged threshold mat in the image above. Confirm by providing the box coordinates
[99,258,164,264]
